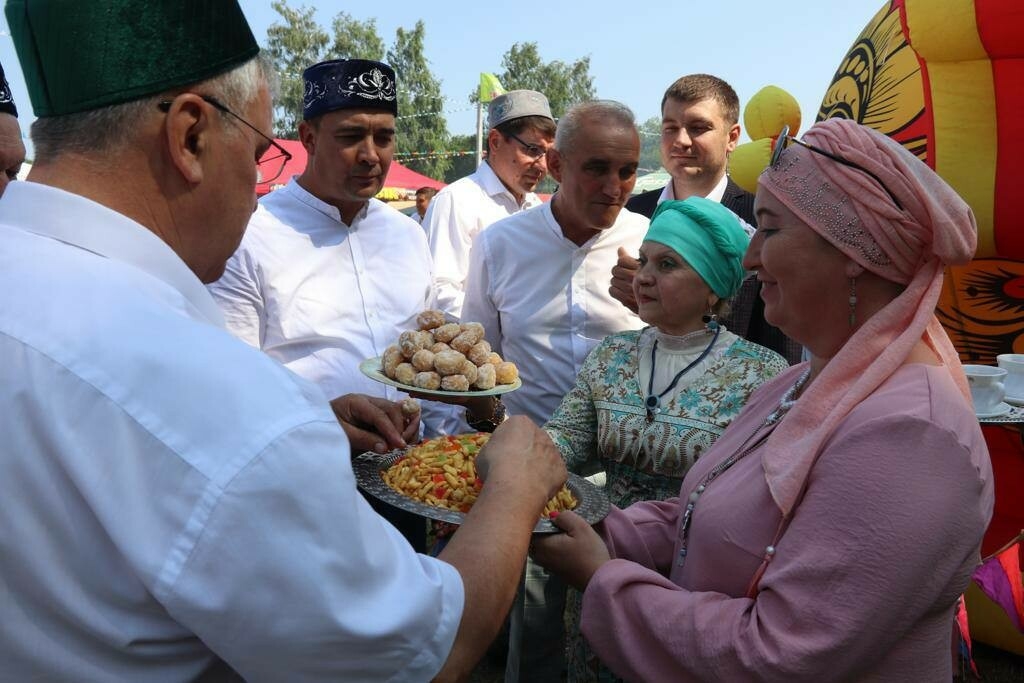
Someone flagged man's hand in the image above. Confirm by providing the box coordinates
[475,416,566,502]
[609,246,639,314]
[530,511,611,591]
[432,417,567,681]
[329,394,419,454]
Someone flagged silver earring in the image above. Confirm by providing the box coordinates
[848,277,857,327]
[702,311,719,332]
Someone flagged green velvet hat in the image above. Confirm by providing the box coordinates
[5,0,259,117]
[646,197,751,299]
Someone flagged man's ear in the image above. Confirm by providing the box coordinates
[726,123,741,153]
[486,128,502,157]
[163,95,210,185]
[298,119,317,157]
[547,148,564,184]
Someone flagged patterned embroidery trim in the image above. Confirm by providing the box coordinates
[303,67,396,108]
[769,150,892,267]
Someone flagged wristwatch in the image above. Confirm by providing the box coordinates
[465,397,508,433]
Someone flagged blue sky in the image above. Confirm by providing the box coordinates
[1,0,891,155]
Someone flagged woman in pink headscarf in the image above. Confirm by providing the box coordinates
[532,119,994,682]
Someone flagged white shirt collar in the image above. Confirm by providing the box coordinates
[657,173,729,204]
[278,177,369,226]
[476,161,539,209]
[1,181,226,327]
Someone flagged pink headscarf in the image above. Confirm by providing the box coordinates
[756,118,977,517]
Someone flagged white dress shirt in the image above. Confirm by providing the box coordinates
[462,202,648,425]
[424,161,542,319]
[208,179,457,434]
[0,181,463,681]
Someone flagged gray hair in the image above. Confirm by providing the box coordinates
[32,54,273,163]
[554,100,636,152]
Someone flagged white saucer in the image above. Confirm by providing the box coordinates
[975,402,1012,419]
[1005,394,1024,407]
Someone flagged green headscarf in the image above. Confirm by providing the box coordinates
[645,197,750,298]
[6,0,259,117]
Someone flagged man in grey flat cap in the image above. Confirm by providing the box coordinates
[424,89,556,319]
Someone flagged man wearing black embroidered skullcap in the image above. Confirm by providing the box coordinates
[0,2,566,680]
[208,58,463,549]
[0,59,25,195]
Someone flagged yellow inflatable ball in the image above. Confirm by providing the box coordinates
[728,137,774,195]
[743,85,801,141]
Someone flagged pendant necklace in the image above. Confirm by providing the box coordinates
[645,326,720,419]
[675,366,812,567]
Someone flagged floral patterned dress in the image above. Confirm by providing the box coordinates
[544,326,788,682]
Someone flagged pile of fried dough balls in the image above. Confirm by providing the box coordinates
[382,310,520,392]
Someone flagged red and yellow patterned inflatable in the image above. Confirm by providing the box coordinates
[819,0,1024,655]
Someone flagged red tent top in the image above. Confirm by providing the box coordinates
[256,139,446,196]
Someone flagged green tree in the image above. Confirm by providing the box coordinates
[264,3,452,182]
[330,12,385,62]
[265,0,328,137]
[478,42,596,120]
[638,116,663,174]
[387,21,451,180]
[444,133,478,183]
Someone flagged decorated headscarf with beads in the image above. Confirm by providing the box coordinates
[756,118,977,517]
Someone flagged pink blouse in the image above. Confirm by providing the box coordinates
[582,363,994,682]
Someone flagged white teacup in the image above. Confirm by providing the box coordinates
[996,354,1024,399]
[963,364,1007,414]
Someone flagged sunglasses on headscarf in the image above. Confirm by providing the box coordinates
[770,124,904,211]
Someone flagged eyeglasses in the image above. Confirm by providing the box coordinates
[157,95,293,184]
[771,124,903,210]
[505,131,548,160]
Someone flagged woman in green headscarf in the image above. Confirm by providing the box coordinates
[544,196,788,683]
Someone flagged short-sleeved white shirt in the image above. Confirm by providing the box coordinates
[0,181,463,681]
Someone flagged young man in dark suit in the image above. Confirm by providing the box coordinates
[613,74,801,364]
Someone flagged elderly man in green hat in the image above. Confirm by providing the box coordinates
[0,1,566,680]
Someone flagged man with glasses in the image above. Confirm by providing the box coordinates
[0,2,567,680]
[424,89,556,319]
[615,74,802,364]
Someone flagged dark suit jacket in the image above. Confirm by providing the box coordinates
[625,178,802,365]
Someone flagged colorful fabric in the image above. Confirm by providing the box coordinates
[756,118,978,516]
[972,535,1024,632]
[545,328,787,508]
[646,198,750,299]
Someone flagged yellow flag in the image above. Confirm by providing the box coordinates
[479,73,505,103]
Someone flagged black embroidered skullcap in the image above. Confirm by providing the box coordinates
[303,59,398,120]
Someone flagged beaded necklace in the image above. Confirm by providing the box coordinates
[675,367,812,568]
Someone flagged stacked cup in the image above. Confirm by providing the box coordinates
[963,364,1008,417]
[996,354,1024,406]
